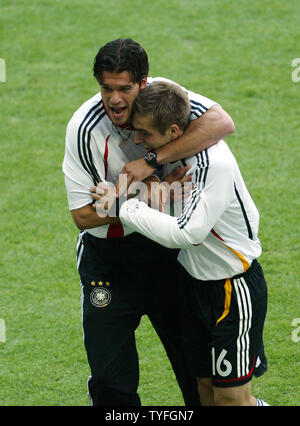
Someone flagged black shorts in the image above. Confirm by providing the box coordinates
[76,230,199,405]
[180,260,268,388]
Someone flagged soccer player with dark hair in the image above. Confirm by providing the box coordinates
[63,38,235,406]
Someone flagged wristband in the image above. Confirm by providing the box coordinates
[144,149,162,170]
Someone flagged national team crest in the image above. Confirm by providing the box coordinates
[90,286,112,308]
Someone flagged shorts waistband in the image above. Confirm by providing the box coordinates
[85,230,140,244]
[232,259,259,280]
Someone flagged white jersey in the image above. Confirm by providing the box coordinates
[63,77,217,239]
[119,141,262,280]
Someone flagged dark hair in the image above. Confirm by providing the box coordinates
[133,81,191,134]
[93,38,149,85]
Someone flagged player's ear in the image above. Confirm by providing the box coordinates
[139,76,147,90]
[169,124,182,140]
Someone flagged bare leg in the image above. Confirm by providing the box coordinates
[213,381,257,406]
[196,377,215,406]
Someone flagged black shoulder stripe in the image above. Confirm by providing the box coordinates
[177,149,210,229]
[190,99,208,117]
[81,108,106,183]
[234,183,253,240]
[177,186,201,229]
[190,99,209,110]
[191,109,200,118]
[201,150,209,185]
[77,101,105,185]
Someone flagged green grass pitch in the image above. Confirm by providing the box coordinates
[0,0,299,406]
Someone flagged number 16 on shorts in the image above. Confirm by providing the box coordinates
[212,347,232,378]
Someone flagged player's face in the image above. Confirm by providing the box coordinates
[100,71,147,126]
[133,113,178,150]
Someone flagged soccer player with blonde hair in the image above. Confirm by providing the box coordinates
[118,81,270,406]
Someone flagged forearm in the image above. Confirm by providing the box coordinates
[155,105,235,164]
[71,204,120,230]
[119,199,200,249]
[119,168,231,248]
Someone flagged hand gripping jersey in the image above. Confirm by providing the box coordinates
[62,77,217,238]
[119,141,262,280]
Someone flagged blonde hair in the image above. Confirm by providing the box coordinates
[133,81,190,134]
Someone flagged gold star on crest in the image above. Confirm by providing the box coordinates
[106,281,110,286]
[91,281,96,286]
[98,281,103,286]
